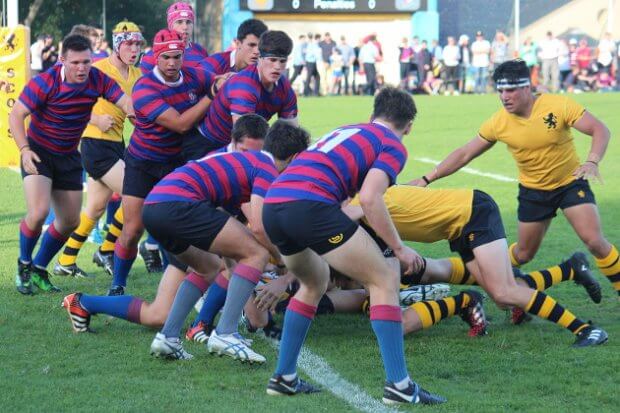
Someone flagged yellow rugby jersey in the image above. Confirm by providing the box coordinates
[352,185,474,243]
[478,94,585,190]
[82,57,141,142]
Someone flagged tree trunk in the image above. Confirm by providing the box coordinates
[24,0,46,27]
[198,0,224,53]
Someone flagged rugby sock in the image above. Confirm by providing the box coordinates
[524,291,588,335]
[595,245,620,296]
[515,261,573,290]
[408,292,471,329]
[80,294,144,323]
[193,272,228,326]
[275,298,316,376]
[509,242,521,267]
[112,243,137,287]
[58,212,96,266]
[216,264,261,335]
[105,194,121,226]
[370,305,409,384]
[100,207,123,253]
[448,257,477,285]
[32,223,69,268]
[19,220,41,263]
[145,233,159,250]
[160,272,209,338]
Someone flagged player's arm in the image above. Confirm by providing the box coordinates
[9,100,40,174]
[409,136,494,186]
[572,111,610,182]
[246,195,286,272]
[359,169,422,275]
[114,94,135,119]
[155,95,212,134]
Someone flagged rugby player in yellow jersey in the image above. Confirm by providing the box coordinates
[346,185,608,347]
[53,22,144,278]
[413,59,619,299]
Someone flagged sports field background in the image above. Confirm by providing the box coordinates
[0,93,618,412]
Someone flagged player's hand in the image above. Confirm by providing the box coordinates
[573,162,603,184]
[254,277,289,312]
[96,114,115,132]
[407,178,428,187]
[21,149,41,175]
[394,245,424,276]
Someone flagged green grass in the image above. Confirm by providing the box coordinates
[1,93,619,412]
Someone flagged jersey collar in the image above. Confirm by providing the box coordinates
[153,67,184,87]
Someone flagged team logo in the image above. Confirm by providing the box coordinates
[188,91,197,103]
[468,233,475,242]
[328,233,344,244]
[543,112,557,129]
[577,190,585,198]
[1,32,17,52]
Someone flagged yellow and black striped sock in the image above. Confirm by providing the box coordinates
[408,292,471,329]
[58,212,96,266]
[594,245,620,296]
[509,242,521,267]
[448,257,477,285]
[524,291,588,335]
[100,207,123,253]
[516,260,573,291]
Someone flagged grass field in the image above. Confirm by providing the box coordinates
[1,93,619,412]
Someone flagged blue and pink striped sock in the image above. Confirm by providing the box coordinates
[32,223,68,268]
[80,294,144,323]
[370,305,409,384]
[112,243,137,287]
[19,220,41,263]
[274,298,317,376]
[216,264,261,335]
[194,271,228,326]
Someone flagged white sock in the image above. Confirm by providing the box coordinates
[394,376,411,390]
[282,373,297,382]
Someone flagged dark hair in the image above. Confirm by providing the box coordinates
[259,30,293,57]
[62,34,92,55]
[263,121,310,160]
[231,114,269,142]
[237,18,268,42]
[372,87,417,129]
[492,59,530,84]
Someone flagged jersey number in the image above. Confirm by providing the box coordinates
[309,128,360,153]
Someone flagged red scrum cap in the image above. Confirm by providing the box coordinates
[152,29,185,60]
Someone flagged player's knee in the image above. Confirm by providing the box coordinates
[515,248,536,264]
[488,286,517,307]
[26,207,50,228]
[142,307,167,328]
[120,226,143,246]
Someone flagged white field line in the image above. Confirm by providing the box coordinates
[266,339,398,413]
[413,157,518,183]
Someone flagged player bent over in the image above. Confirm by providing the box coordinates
[262,87,445,405]
[53,21,144,278]
[10,34,132,295]
[345,185,607,347]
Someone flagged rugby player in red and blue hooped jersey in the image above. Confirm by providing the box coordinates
[199,18,268,75]
[107,29,215,296]
[198,30,298,153]
[9,34,132,295]
[139,122,310,362]
[262,87,446,405]
[139,2,208,74]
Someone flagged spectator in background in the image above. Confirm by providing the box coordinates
[359,35,379,95]
[520,37,538,75]
[538,31,561,92]
[576,38,591,71]
[319,32,336,95]
[330,48,345,95]
[568,38,578,67]
[352,39,362,94]
[558,39,571,88]
[411,36,421,54]
[442,36,460,95]
[431,39,443,62]
[398,37,414,90]
[596,70,615,92]
[41,34,58,71]
[471,31,491,93]
[421,69,443,95]
[596,32,616,73]
[458,34,471,93]
[290,34,307,85]
[337,36,355,95]
[415,40,432,90]
[92,25,109,62]
[304,34,322,96]
[490,30,508,72]
[30,34,45,76]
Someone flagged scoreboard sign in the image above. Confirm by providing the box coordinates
[241,0,427,13]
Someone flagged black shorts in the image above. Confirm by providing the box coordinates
[81,138,124,180]
[142,201,230,255]
[182,128,221,162]
[517,179,596,222]
[449,190,507,263]
[122,151,183,199]
[21,138,82,191]
[359,221,394,258]
[263,200,358,256]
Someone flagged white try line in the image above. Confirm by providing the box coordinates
[266,339,398,413]
[413,157,518,183]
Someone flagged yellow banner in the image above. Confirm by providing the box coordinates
[0,25,30,167]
